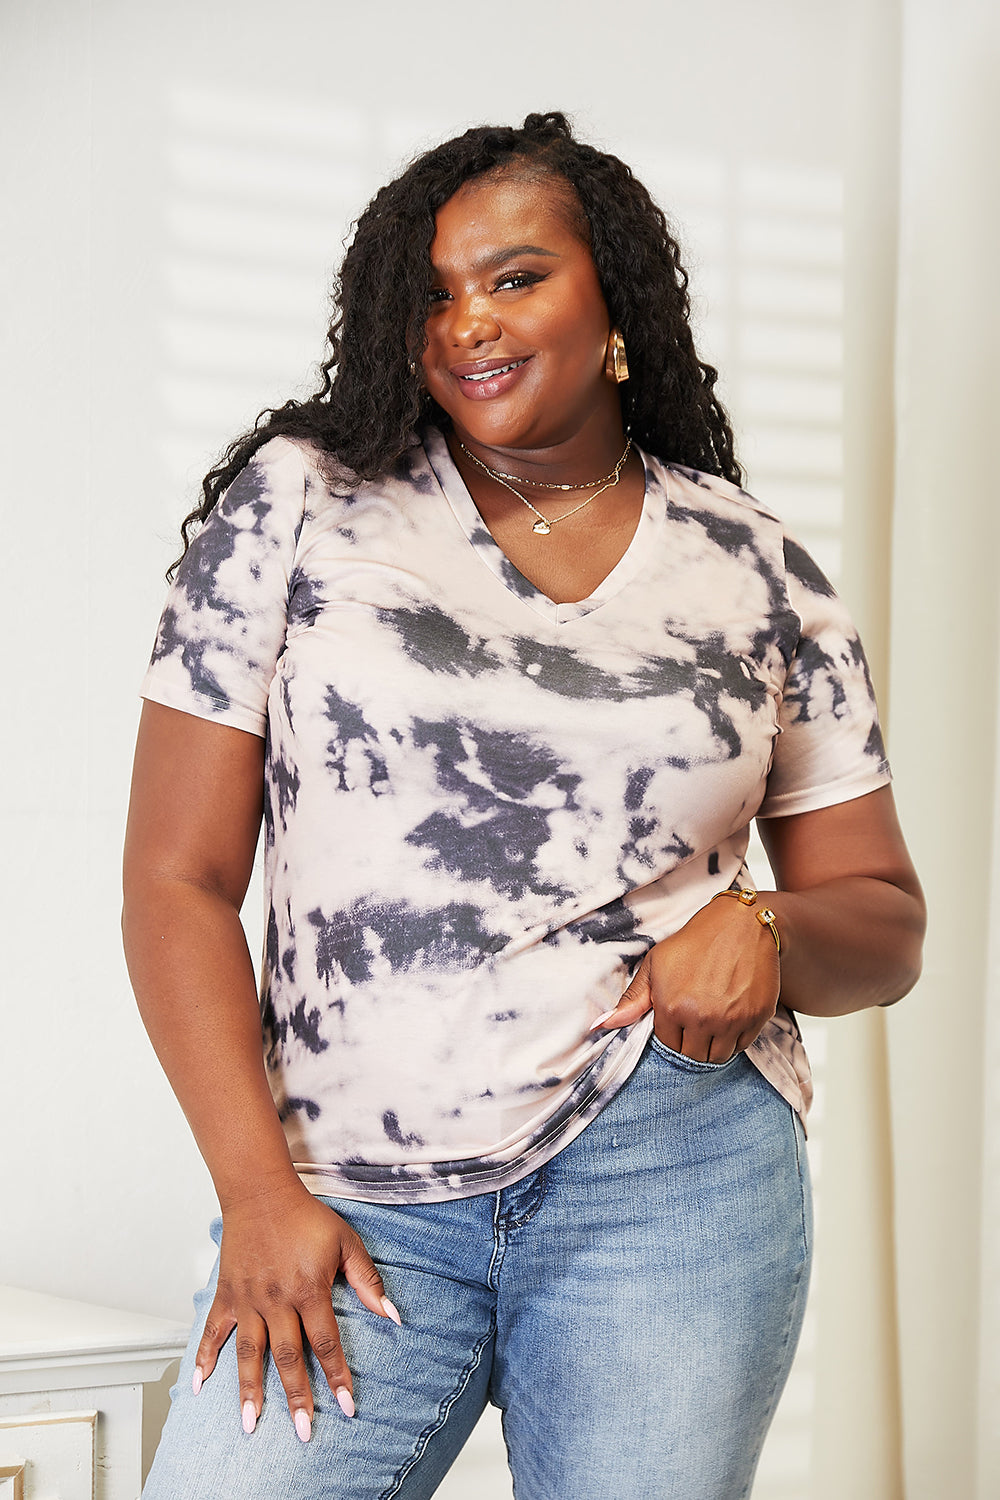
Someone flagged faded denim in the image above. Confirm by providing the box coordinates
[143,1039,812,1499]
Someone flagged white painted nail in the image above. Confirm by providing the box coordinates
[294,1409,311,1443]
[336,1385,356,1419]
[381,1296,402,1326]
[589,1010,617,1031]
[191,1366,203,1395]
[242,1400,257,1434]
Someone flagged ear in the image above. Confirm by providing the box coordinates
[605,329,629,383]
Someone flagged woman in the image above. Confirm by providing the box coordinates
[124,112,925,1499]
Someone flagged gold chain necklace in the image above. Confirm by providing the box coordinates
[457,438,632,536]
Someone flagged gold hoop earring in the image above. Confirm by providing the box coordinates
[605,329,629,384]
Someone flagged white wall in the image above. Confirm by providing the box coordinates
[1,0,905,1493]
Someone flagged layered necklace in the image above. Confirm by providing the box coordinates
[458,437,632,536]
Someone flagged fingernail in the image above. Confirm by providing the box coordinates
[335,1386,356,1419]
[294,1409,311,1443]
[242,1400,257,1434]
[589,1010,617,1031]
[381,1296,402,1326]
[191,1366,203,1395]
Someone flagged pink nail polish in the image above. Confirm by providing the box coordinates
[381,1296,402,1326]
[242,1400,257,1434]
[335,1386,356,1419]
[191,1366,203,1395]
[294,1409,311,1443]
[589,1010,617,1031]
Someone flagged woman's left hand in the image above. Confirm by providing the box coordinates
[592,898,779,1064]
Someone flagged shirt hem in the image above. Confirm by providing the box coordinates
[293,1010,812,1203]
[139,675,267,738]
[756,765,891,820]
[294,1017,654,1204]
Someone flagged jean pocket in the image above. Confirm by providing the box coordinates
[648,1034,742,1072]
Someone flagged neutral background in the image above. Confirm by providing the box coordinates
[2,0,997,1496]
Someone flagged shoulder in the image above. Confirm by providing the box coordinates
[238,435,331,499]
[644,453,788,571]
[650,457,840,602]
[216,436,369,543]
[245,432,437,504]
[211,436,310,523]
[658,459,782,524]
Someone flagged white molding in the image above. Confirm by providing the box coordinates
[0,1288,188,1499]
[0,1287,187,1398]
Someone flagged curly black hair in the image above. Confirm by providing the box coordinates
[173,111,741,570]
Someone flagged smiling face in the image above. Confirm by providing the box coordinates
[420,172,623,465]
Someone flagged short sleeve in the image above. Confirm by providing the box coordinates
[756,535,892,818]
[140,437,308,737]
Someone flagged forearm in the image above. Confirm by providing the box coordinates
[123,876,302,1210]
[756,874,925,1017]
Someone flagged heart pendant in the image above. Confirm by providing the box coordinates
[531,518,552,535]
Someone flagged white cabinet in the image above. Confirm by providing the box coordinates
[0,1286,188,1500]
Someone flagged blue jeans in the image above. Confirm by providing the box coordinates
[143,1040,812,1499]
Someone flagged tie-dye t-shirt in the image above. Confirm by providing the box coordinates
[141,427,891,1203]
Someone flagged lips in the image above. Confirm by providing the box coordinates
[456,358,529,382]
[450,355,532,401]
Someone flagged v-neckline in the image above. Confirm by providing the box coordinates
[423,427,667,626]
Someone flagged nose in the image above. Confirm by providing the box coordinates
[448,292,501,348]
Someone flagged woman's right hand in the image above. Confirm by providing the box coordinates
[195,1181,401,1442]
[123,708,400,1438]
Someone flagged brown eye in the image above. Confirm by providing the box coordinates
[494,271,544,292]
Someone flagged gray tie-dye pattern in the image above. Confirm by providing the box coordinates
[141,430,890,1202]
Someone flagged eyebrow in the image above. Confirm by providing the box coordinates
[432,244,561,277]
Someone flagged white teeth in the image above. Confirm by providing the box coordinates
[462,360,524,382]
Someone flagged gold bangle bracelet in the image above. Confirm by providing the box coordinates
[711,887,781,955]
[712,887,759,907]
[755,907,781,955]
